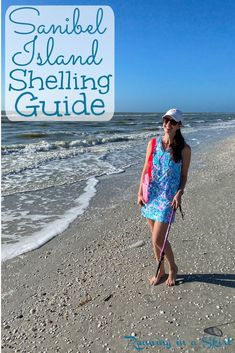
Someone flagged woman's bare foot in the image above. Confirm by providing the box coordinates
[166,265,178,286]
[149,269,166,286]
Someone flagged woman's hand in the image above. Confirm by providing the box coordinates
[138,193,144,206]
[171,190,182,209]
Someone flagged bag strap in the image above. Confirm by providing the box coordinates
[147,138,156,179]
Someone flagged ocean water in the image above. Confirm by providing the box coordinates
[2,112,235,261]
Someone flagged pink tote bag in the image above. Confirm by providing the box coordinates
[142,138,156,204]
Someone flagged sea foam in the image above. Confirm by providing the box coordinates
[1,177,98,261]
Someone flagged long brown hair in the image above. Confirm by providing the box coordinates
[170,128,186,163]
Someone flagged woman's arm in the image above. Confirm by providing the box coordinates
[137,140,152,204]
[171,144,191,208]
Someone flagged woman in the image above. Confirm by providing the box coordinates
[138,108,191,286]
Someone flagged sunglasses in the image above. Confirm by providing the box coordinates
[163,117,178,126]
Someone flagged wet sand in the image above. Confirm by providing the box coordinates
[1,136,235,353]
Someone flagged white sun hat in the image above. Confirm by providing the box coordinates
[162,108,183,123]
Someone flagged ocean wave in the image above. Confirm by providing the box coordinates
[1,134,141,156]
[16,133,50,139]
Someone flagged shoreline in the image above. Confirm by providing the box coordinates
[2,135,235,353]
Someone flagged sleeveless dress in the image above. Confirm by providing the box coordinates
[141,135,182,223]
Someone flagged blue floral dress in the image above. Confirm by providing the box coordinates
[141,136,182,223]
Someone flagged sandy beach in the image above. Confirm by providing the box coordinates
[1,135,235,353]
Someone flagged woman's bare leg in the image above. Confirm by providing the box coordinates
[150,221,178,286]
[146,219,166,284]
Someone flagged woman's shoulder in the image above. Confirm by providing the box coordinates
[183,143,191,151]
[182,143,191,158]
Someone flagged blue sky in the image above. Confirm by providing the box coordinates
[2,0,235,112]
